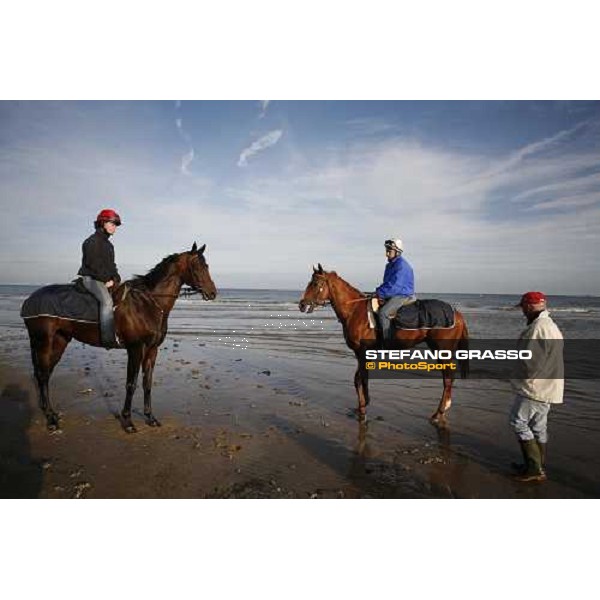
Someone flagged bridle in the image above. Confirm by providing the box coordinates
[115,253,210,315]
[302,274,331,312]
[183,253,211,300]
[301,273,369,313]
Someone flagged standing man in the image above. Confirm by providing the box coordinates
[78,208,122,348]
[375,237,416,349]
[510,291,564,482]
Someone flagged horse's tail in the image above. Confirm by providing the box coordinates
[458,314,469,379]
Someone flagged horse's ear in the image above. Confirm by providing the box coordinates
[317,263,324,273]
[191,242,198,252]
[312,264,318,273]
[198,244,206,255]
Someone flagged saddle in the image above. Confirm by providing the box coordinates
[20,279,119,323]
[368,298,455,330]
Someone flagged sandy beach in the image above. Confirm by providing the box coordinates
[2,319,598,499]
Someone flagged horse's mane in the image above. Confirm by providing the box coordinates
[129,253,181,289]
[329,272,365,298]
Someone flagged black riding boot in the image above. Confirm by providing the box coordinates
[380,324,394,350]
[100,311,120,349]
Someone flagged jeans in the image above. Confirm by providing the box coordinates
[81,276,116,346]
[378,295,416,343]
[509,394,551,443]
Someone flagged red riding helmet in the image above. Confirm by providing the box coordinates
[96,209,122,226]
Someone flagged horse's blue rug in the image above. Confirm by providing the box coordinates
[21,283,99,323]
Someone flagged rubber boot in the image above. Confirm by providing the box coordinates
[537,441,547,470]
[511,440,529,474]
[513,441,547,475]
[514,439,546,482]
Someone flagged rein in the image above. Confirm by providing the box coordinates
[126,287,201,313]
[345,297,369,304]
[147,292,180,298]
[126,287,165,314]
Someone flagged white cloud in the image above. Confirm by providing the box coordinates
[258,100,270,119]
[237,129,283,167]
[221,124,600,292]
[510,172,600,203]
[1,102,598,293]
[180,148,195,175]
[468,120,590,186]
[175,115,195,175]
[345,117,397,136]
[525,193,599,211]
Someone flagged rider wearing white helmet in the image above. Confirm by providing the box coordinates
[375,237,416,348]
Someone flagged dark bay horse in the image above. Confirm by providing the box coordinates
[22,242,216,433]
[299,264,469,425]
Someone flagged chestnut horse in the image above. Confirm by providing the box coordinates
[22,242,216,433]
[299,264,469,425]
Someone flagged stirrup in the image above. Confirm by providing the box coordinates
[102,335,123,350]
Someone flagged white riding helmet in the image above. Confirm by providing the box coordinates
[384,237,403,253]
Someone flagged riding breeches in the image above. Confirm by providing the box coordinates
[378,295,416,343]
[81,276,116,346]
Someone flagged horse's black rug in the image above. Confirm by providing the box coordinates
[393,299,455,330]
[21,283,99,323]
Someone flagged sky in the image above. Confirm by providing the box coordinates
[0,100,599,294]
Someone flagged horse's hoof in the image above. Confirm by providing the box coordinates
[120,417,137,433]
[349,407,367,422]
[430,413,447,428]
[145,415,161,427]
[47,414,61,432]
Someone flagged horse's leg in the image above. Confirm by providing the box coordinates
[430,368,453,425]
[142,345,161,427]
[121,344,144,433]
[30,330,68,431]
[354,366,370,422]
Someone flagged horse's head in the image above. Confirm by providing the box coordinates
[182,242,217,300]
[299,263,331,313]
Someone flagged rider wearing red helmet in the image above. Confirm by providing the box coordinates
[78,209,122,348]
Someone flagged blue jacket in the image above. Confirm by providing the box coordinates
[376,255,415,299]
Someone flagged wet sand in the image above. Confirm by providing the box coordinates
[1,326,599,498]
